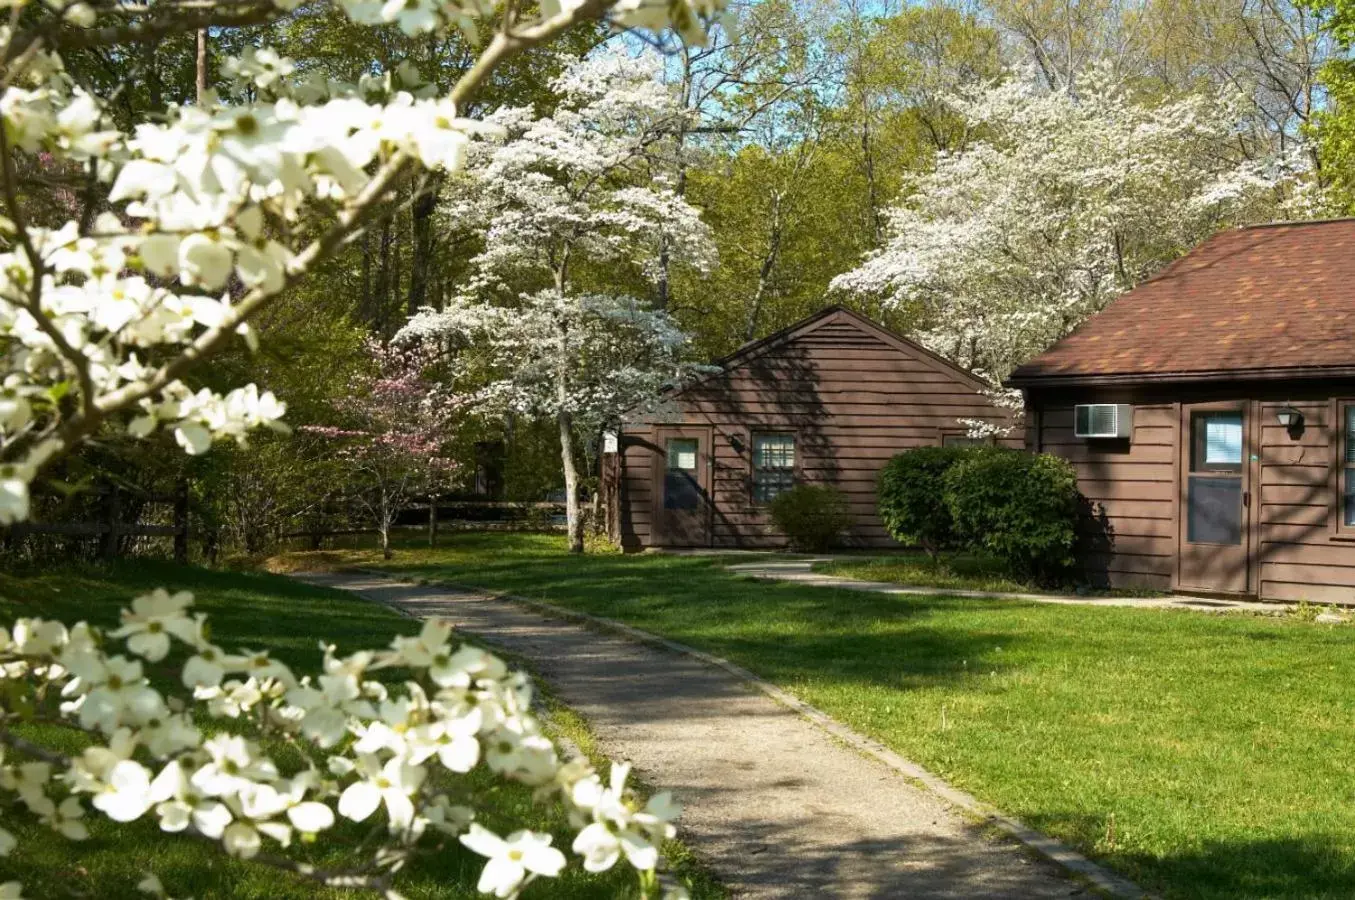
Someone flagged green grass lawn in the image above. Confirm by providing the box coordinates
[815,551,1168,597]
[288,532,1355,900]
[0,560,719,900]
[814,550,1039,593]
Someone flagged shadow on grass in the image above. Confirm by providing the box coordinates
[1024,810,1355,900]
[343,534,1355,900]
[379,553,1026,693]
[0,560,419,670]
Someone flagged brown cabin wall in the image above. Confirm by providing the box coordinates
[1028,398,1177,590]
[620,318,1019,550]
[1028,382,1355,604]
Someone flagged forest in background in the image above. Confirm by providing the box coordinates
[15,0,1355,559]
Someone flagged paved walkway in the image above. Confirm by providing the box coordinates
[296,571,1097,899]
[728,559,1287,615]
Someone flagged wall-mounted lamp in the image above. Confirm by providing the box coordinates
[728,434,745,454]
[1276,404,1304,429]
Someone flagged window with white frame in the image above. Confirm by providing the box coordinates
[751,433,795,503]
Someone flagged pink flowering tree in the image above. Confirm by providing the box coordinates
[308,340,461,559]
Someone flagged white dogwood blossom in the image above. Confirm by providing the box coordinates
[461,825,568,897]
[0,591,694,897]
[404,289,710,553]
[0,1,727,894]
[0,0,727,527]
[399,52,716,552]
[832,67,1316,382]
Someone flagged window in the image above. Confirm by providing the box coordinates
[1344,406,1355,528]
[752,433,795,503]
[666,438,698,472]
[1190,411,1243,473]
[1186,411,1245,546]
[664,438,701,510]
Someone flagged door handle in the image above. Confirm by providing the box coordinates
[1243,491,1251,508]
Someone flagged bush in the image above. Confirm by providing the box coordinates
[943,449,1081,582]
[876,446,974,556]
[769,484,851,551]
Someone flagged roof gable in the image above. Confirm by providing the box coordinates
[1009,219,1355,385]
[682,306,991,397]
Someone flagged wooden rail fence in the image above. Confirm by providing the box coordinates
[4,483,190,563]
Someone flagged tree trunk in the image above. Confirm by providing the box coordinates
[744,192,783,342]
[391,212,403,322]
[559,411,583,554]
[408,180,439,316]
[861,113,882,246]
[602,450,621,547]
[375,218,392,331]
[427,492,437,548]
[195,29,208,105]
[360,230,372,321]
[381,525,392,560]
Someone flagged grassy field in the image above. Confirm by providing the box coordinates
[815,551,1169,597]
[0,560,720,900]
[285,532,1355,900]
[814,550,1038,593]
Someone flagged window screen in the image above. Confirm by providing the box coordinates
[752,433,795,503]
[1187,475,1243,545]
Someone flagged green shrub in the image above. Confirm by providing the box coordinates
[943,449,1081,582]
[876,446,973,556]
[769,484,851,551]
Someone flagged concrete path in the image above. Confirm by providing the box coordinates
[729,559,1286,615]
[296,571,1092,900]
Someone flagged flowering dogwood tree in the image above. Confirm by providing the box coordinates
[402,53,716,553]
[307,340,461,559]
[0,0,728,895]
[0,593,686,897]
[405,291,701,554]
[0,0,723,526]
[831,68,1315,382]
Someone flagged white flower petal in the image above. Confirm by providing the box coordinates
[337,781,381,822]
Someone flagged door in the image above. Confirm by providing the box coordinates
[1178,404,1252,593]
[652,427,712,547]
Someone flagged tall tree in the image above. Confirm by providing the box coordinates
[1304,0,1355,205]
[990,0,1328,157]
[832,70,1310,381]
[401,52,716,552]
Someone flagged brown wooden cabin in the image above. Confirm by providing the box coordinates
[1007,219,1355,603]
[614,307,1020,549]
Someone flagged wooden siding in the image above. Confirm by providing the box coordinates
[1254,400,1350,603]
[620,312,1018,549]
[1034,402,1178,590]
[1030,386,1355,604]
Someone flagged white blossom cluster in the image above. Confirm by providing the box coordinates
[430,51,717,301]
[831,66,1317,383]
[0,0,727,527]
[404,290,705,438]
[0,2,725,892]
[0,590,688,898]
[399,52,716,439]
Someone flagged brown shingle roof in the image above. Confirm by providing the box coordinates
[1007,219,1355,385]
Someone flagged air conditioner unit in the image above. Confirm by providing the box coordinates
[1074,403,1132,439]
